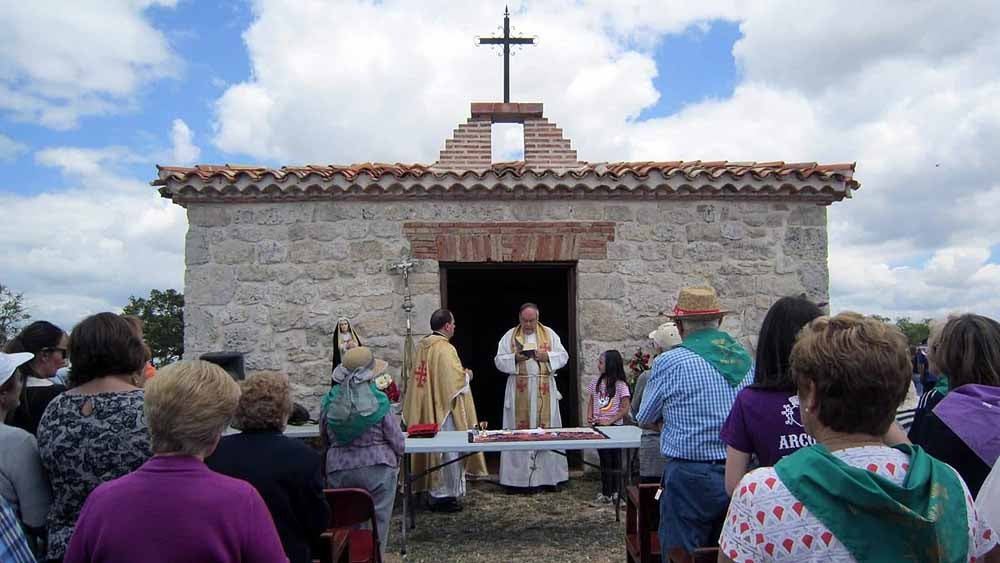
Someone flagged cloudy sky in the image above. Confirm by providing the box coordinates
[2,0,999,330]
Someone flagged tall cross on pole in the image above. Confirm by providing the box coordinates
[478,6,535,103]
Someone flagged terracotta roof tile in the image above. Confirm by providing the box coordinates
[155,160,858,185]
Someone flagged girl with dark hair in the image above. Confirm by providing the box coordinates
[587,350,631,503]
[721,296,822,495]
[3,321,68,435]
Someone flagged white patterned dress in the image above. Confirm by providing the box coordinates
[719,446,998,562]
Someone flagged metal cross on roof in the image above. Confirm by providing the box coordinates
[478,6,535,103]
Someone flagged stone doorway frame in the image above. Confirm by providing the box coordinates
[439,261,580,430]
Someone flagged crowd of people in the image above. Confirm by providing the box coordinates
[2,285,999,562]
[633,287,1000,562]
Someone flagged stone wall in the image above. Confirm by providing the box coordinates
[182,199,829,416]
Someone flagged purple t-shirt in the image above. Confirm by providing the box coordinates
[720,387,816,467]
[64,455,288,563]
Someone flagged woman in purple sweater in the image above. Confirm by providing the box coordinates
[64,360,288,563]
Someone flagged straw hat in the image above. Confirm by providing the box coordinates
[0,352,34,387]
[341,347,388,374]
[665,286,729,320]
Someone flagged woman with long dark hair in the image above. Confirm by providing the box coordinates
[720,296,822,495]
[586,349,631,503]
[3,321,68,435]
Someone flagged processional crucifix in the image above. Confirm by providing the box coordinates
[389,256,416,395]
[478,6,535,103]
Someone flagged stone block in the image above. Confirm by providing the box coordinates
[636,207,660,225]
[652,224,684,242]
[184,306,221,349]
[727,240,776,261]
[316,203,361,222]
[256,241,288,264]
[383,205,419,221]
[372,221,401,238]
[798,262,830,298]
[340,220,370,239]
[617,261,645,276]
[721,222,745,241]
[511,206,543,220]
[212,240,255,265]
[231,226,268,243]
[767,214,785,228]
[664,208,695,225]
[186,266,236,305]
[570,204,603,220]
[783,227,828,260]
[579,300,628,340]
[579,274,626,299]
[185,231,210,266]
[686,223,722,242]
[350,240,384,260]
[787,204,827,227]
[233,283,273,306]
[605,206,634,222]
[188,206,231,227]
[290,240,323,263]
[320,240,350,261]
[285,280,320,305]
[742,214,767,227]
[686,241,724,262]
[223,323,262,352]
[235,265,270,282]
[618,223,649,242]
[696,204,717,223]
[577,260,614,273]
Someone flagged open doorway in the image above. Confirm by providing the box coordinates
[440,263,579,434]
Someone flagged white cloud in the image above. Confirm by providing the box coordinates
[0,145,186,330]
[169,118,200,165]
[0,133,27,161]
[207,0,1000,321]
[0,0,180,129]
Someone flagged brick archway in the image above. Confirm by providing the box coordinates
[402,221,615,262]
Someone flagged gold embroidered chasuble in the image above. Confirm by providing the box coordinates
[402,333,487,493]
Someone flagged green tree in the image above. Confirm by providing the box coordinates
[122,289,184,365]
[870,314,892,324]
[895,317,932,346]
[0,284,31,345]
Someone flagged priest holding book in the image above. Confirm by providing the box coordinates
[494,303,570,491]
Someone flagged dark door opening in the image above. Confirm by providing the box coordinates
[440,263,579,434]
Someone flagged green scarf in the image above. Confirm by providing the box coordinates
[774,444,968,562]
[679,329,751,387]
[321,381,390,445]
[933,373,950,397]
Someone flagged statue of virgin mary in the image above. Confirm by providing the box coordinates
[331,317,362,376]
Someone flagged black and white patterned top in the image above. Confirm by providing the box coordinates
[37,390,152,560]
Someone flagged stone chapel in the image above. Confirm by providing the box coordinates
[153,101,859,426]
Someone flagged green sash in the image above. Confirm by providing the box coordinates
[321,382,390,445]
[679,329,751,387]
[933,373,950,397]
[774,444,968,562]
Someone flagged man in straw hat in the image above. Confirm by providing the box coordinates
[403,309,487,512]
[636,286,753,562]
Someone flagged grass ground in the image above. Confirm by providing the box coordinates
[383,474,627,563]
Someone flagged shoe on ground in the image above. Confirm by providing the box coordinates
[427,497,463,513]
[594,493,609,503]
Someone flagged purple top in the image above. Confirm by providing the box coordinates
[323,410,404,472]
[720,387,815,467]
[64,455,287,563]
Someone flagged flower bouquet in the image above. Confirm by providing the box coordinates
[627,348,651,390]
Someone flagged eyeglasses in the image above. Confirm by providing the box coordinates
[41,347,68,360]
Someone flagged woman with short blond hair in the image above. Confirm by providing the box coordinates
[65,360,288,563]
[208,372,329,563]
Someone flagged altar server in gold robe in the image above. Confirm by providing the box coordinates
[493,303,570,491]
[403,309,487,512]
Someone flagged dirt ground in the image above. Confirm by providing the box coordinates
[383,474,627,563]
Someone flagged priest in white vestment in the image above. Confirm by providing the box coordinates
[493,303,570,489]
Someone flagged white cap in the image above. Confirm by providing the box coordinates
[0,352,34,387]
[648,322,682,349]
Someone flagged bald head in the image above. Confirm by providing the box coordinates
[518,303,539,335]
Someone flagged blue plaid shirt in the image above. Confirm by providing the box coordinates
[636,345,752,461]
[0,496,35,563]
